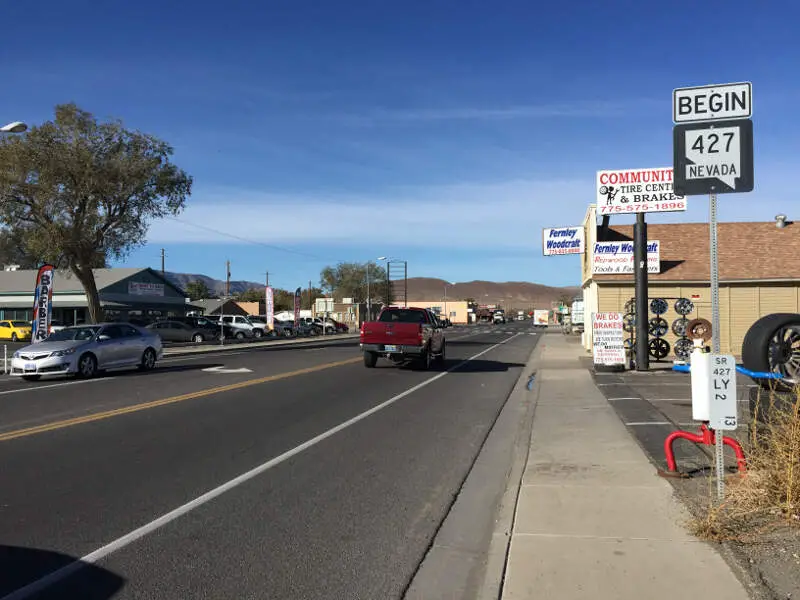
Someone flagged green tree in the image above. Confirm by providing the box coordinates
[0,227,41,269]
[320,261,389,303]
[0,103,192,323]
[185,279,212,301]
[237,287,265,302]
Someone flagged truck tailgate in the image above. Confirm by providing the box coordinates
[361,322,422,346]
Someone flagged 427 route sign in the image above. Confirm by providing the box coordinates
[673,118,754,197]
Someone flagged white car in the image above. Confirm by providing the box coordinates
[10,323,163,381]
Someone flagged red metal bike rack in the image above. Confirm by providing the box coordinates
[664,422,747,474]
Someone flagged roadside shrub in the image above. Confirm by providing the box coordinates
[691,385,800,541]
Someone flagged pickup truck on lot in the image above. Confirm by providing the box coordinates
[359,307,446,369]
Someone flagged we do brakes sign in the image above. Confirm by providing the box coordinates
[596,167,687,215]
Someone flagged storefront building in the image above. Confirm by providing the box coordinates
[580,204,800,358]
[0,267,193,325]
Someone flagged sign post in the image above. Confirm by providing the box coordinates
[673,81,753,499]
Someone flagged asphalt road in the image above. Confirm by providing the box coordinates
[0,321,541,599]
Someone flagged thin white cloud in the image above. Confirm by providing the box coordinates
[146,179,590,249]
[331,99,663,124]
[146,165,800,252]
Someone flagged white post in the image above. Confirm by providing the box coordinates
[710,192,724,501]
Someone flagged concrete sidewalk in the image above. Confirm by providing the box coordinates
[501,333,750,599]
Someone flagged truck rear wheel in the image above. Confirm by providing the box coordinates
[364,351,378,368]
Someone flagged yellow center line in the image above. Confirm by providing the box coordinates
[0,357,361,443]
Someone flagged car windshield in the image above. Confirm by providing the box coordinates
[379,310,427,324]
[46,326,100,341]
[12,321,30,328]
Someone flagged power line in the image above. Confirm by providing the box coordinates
[164,216,327,261]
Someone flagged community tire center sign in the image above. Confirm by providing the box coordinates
[595,167,686,215]
[542,226,585,256]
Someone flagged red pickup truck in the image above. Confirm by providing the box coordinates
[360,307,446,369]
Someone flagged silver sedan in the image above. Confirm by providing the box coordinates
[10,322,163,381]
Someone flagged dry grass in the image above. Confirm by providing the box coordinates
[690,384,800,542]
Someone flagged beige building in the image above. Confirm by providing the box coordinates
[580,204,800,358]
[391,300,469,324]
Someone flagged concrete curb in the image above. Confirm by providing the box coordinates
[163,334,360,357]
[403,332,545,600]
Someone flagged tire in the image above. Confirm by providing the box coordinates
[363,351,378,368]
[235,331,245,340]
[418,348,432,371]
[742,313,800,389]
[22,375,41,382]
[437,341,447,365]
[192,333,204,343]
[139,348,157,371]
[11,333,17,342]
[77,353,97,379]
[253,329,263,338]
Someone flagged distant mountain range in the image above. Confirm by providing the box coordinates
[164,272,579,307]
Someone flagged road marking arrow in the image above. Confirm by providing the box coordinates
[202,366,253,374]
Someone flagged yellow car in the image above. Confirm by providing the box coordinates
[0,320,32,342]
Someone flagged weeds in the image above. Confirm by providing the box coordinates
[691,384,800,541]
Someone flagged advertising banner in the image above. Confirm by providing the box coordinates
[596,168,686,215]
[592,312,625,365]
[265,286,274,330]
[31,264,55,343]
[542,226,585,256]
[592,241,660,275]
[293,287,301,325]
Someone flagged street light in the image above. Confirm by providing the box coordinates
[1,122,27,133]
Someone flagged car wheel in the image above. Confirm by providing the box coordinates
[139,348,157,371]
[437,341,447,365]
[253,329,263,338]
[418,348,431,371]
[192,333,204,343]
[77,353,98,379]
[235,331,245,340]
[11,333,17,342]
[284,330,292,337]
[742,313,800,390]
[364,351,378,368]
[22,375,41,382]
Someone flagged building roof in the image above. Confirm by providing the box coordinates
[593,220,800,283]
[0,267,183,295]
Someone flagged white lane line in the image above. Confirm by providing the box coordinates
[625,421,671,426]
[606,397,640,401]
[0,376,119,396]
[2,333,524,600]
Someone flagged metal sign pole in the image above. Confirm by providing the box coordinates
[634,212,650,371]
[709,192,724,500]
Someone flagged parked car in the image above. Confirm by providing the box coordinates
[203,315,257,339]
[10,323,163,381]
[359,307,446,370]
[0,320,32,342]
[146,320,211,343]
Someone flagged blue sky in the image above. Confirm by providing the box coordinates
[2,0,798,290]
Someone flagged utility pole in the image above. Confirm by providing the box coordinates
[160,248,166,277]
[366,262,371,321]
[225,260,231,298]
[265,271,269,288]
